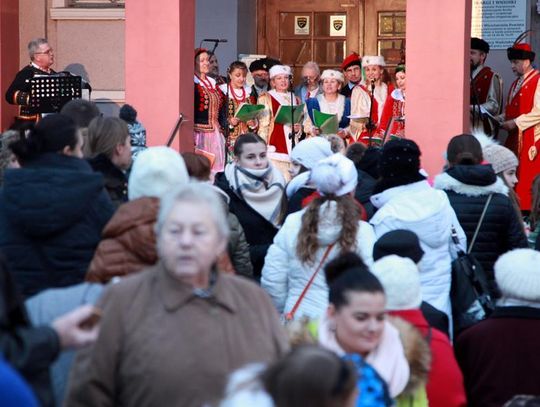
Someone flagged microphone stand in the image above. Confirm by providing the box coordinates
[288,74,297,149]
[366,79,376,146]
[224,67,231,161]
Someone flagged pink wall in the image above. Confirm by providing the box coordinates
[125,1,194,151]
[0,0,19,130]
[406,0,471,177]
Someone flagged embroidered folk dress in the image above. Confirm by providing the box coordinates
[194,74,226,172]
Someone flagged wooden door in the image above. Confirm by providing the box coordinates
[257,0,407,81]
[364,0,406,68]
[257,0,362,84]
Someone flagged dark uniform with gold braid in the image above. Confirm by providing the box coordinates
[5,64,56,123]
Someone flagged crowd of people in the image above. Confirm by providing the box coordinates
[0,35,539,407]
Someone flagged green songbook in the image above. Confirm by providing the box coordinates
[274,103,305,125]
[313,109,339,135]
[234,103,265,122]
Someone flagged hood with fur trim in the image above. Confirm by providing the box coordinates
[388,316,431,396]
[434,166,508,197]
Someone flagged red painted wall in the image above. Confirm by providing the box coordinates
[125,1,195,151]
[0,0,19,130]
[406,0,472,177]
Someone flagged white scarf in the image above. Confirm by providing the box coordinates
[225,163,285,226]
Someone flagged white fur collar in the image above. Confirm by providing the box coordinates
[433,172,508,197]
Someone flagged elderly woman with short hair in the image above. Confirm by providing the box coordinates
[303,69,351,140]
[65,183,288,407]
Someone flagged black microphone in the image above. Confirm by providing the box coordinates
[203,39,228,43]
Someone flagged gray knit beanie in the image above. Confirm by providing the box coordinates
[483,144,518,174]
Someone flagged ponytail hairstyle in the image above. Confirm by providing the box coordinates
[446,134,483,166]
[296,194,360,265]
[9,114,79,164]
[324,252,385,310]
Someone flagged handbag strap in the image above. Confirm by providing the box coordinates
[467,194,493,254]
[285,243,336,321]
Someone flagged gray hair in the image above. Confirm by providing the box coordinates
[155,183,230,240]
[28,38,49,60]
[302,61,320,76]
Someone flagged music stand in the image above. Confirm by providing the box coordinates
[28,74,82,114]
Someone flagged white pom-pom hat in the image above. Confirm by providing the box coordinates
[310,153,357,197]
[320,69,345,83]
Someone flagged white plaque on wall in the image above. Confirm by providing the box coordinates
[330,15,346,37]
[294,16,310,35]
[471,0,527,49]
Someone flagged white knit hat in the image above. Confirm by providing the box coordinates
[320,69,345,83]
[269,64,291,79]
[371,255,423,311]
[128,146,189,200]
[495,249,540,302]
[310,153,357,196]
[291,137,333,170]
[362,55,385,67]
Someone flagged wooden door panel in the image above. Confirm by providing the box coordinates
[259,0,362,82]
[364,0,406,61]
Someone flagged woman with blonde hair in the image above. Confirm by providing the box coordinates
[262,153,375,320]
[86,116,132,208]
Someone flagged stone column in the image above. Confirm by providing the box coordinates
[405,0,472,176]
[125,1,195,151]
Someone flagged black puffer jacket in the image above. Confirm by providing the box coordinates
[0,153,114,298]
[434,165,528,288]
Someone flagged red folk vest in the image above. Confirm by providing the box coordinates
[470,67,494,105]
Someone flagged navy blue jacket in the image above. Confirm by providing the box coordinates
[0,153,113,298]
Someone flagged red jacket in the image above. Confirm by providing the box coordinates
[390,309,467,407]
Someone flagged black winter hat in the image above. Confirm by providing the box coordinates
[249,57,281,73]
[373,139,426,194]
[373,230,425,263]
[471,37,490,53]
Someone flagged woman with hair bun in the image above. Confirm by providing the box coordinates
[0,114,113,298]
[261,153,375,321]
[318,252,408,402]
[434,134,528,297]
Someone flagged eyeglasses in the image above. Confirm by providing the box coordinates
[35,49,53,55]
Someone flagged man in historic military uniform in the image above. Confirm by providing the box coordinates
[249,57,280,100]
[470,37,503,135]
[500,42,540,211]
[340,52,362,98]
[5,38,56,124]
